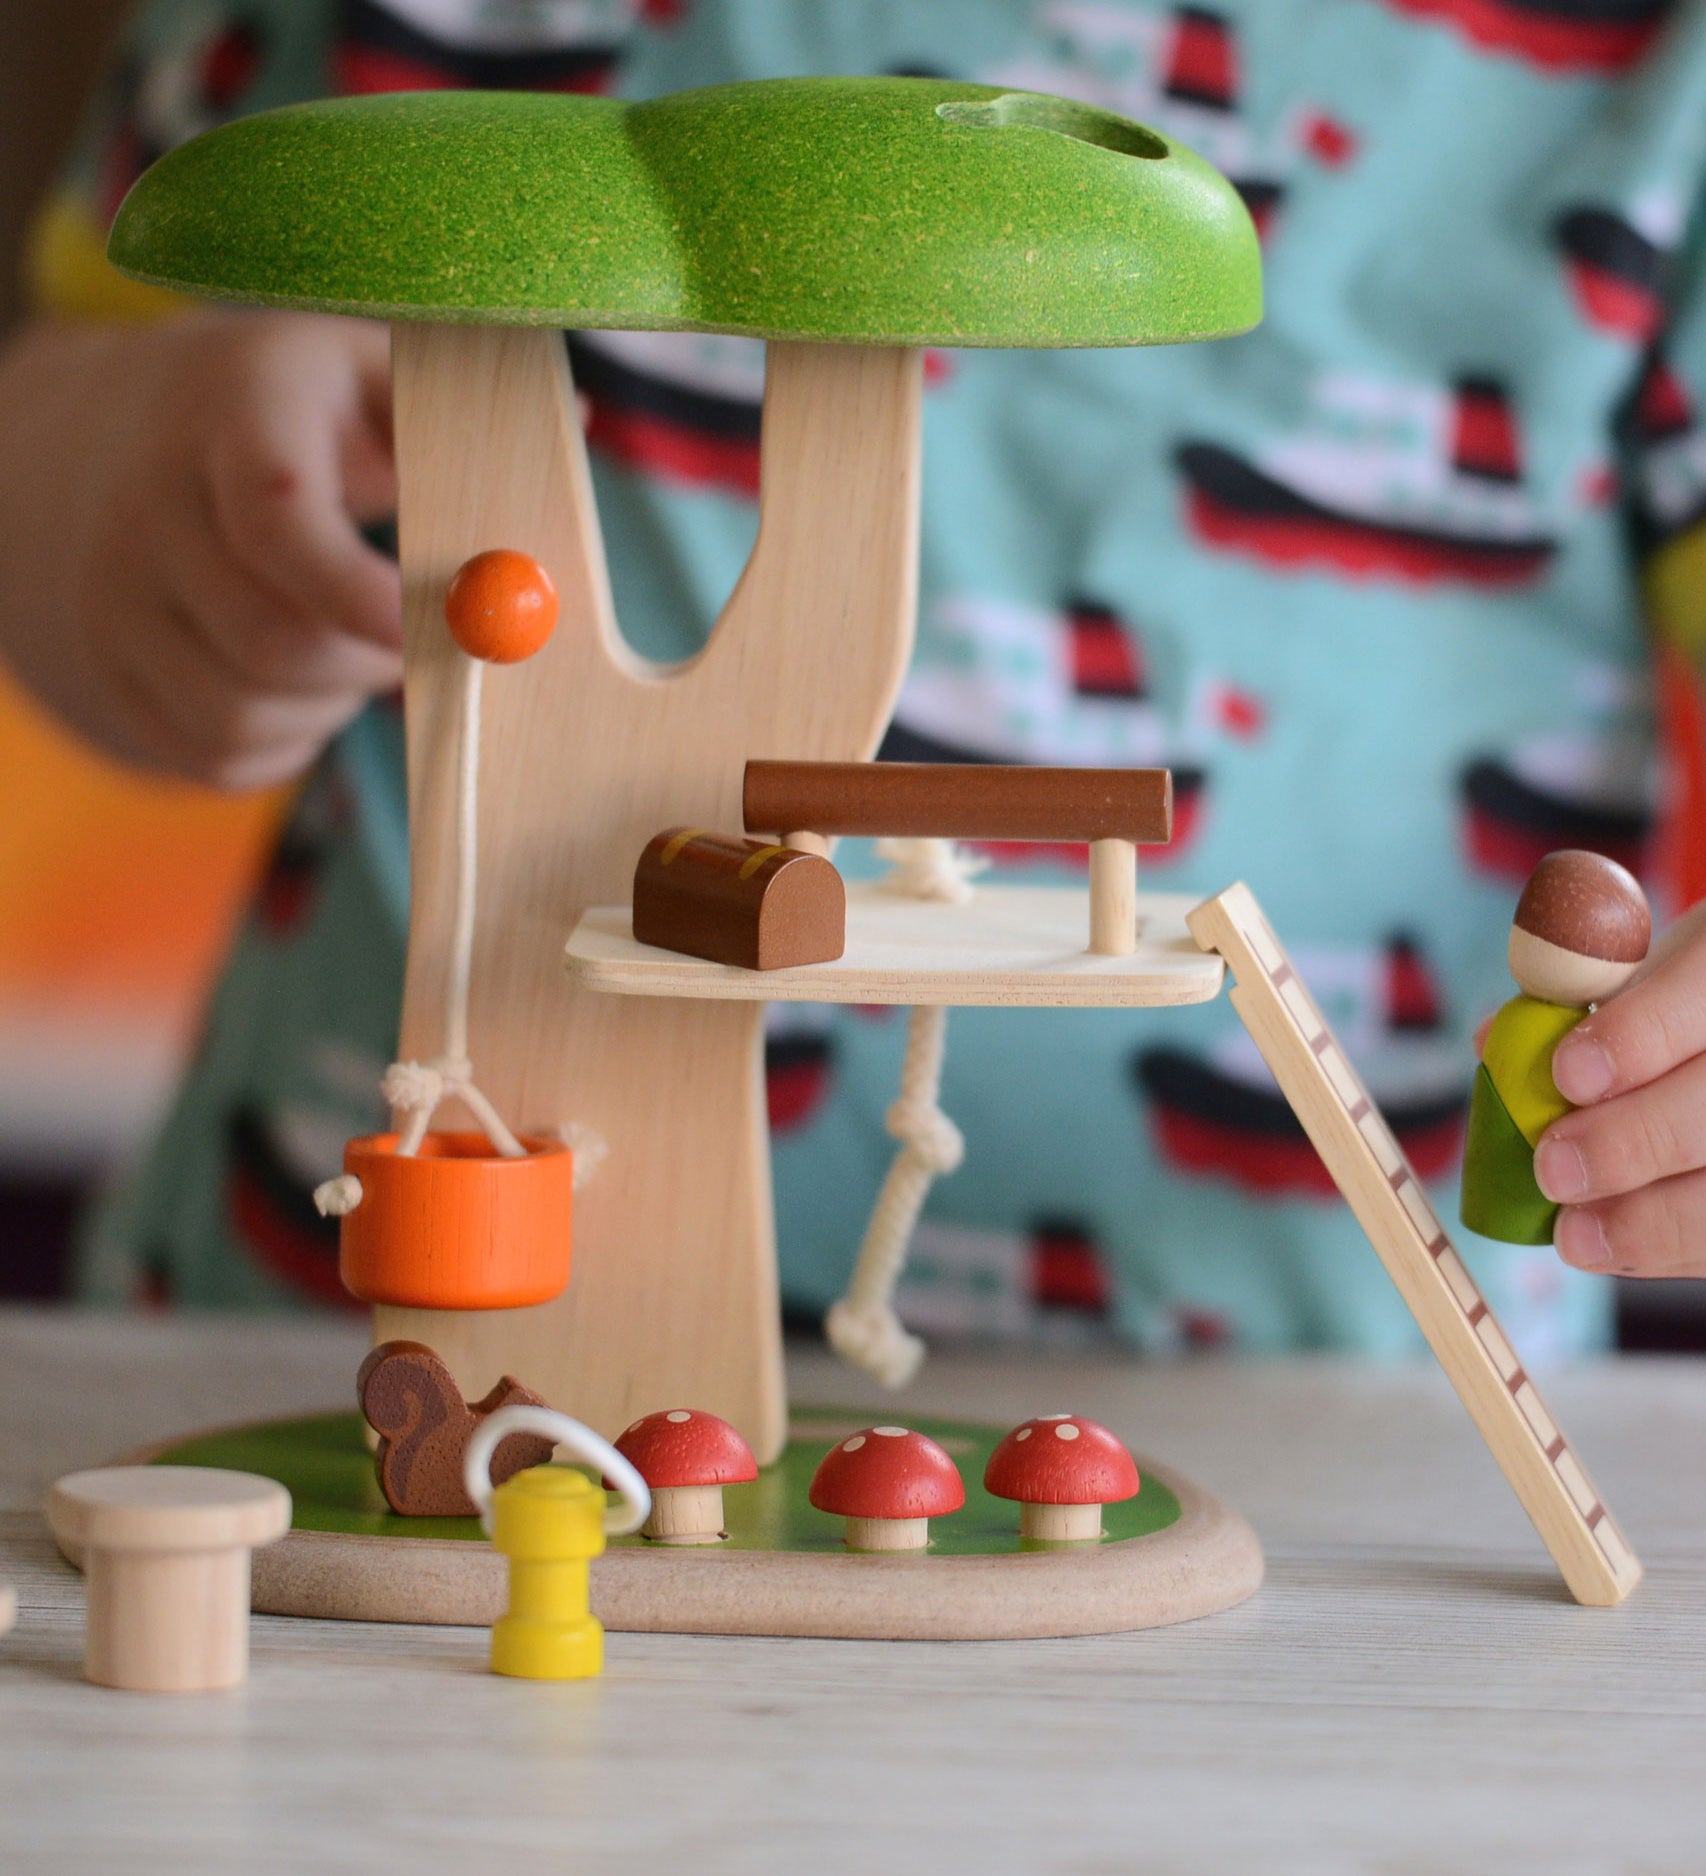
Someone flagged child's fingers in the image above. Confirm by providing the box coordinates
[1550,938,1706,1104]
[341,330,397,522]
[1536,1049,1706,1204]
[202,333,401,652]
[104,593,366,790]
[206,440,401,655]
[169,496,402,701]
[1555,1167,1706,1279]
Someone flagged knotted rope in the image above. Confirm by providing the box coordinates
[825,999,963,1387]
[874,835,986,904]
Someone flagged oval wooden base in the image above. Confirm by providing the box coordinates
[73,1436,1261,1640]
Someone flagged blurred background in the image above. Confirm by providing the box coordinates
[0,4,286,1298]
[2,4,1702,1346]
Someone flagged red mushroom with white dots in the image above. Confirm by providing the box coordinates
[984,1414,1139,1542]
[808,1425,965,1551]
[613,1409,757,1544]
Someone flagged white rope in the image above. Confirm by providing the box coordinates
[825,1003,961,1388]
[382,654,525,1163]
[875,836,986,904]
[446,658,482,1066]
[313,1174,363,1218]
[463,1404,651,1539]
[380,1055,526,1160]
[311,638,551,1224]
[560,1122,609,1191]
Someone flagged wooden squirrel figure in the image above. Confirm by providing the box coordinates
[358,1340,555,1517]
[1461,850,1651,1245]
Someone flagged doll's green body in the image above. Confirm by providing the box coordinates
[1459,850,1652,1248]
[1461,995,1584,1245]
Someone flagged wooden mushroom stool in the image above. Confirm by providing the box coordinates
[984,1415,1140,1542]
[613,1409,758,1544]
[808,1426,965,1551]
[107,77,1260,1461]
[46,1468,291,1692]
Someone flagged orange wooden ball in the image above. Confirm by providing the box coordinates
[444,550,559,664]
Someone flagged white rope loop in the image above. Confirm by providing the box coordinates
[824,1299,925,1391]
[463,1404,652,1539]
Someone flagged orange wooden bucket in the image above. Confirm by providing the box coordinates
[338,1132,573,1310]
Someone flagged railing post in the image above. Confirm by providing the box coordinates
[1088,838,1138,955]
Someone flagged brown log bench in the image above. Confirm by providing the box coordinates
[742,761,1174,956]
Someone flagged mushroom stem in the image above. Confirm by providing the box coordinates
[642,1483,727,1545]
[843,1516,929,1552]
[1020,1501,1104,1543]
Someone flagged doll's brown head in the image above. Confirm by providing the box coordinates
[1508,850,1650,1008]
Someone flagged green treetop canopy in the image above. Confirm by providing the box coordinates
[108,77,1260,349]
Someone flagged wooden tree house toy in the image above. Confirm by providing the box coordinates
[74,75,1640,1642]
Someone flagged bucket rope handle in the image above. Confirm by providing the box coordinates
[387,657,524,1161]
[463,1404,652,1539]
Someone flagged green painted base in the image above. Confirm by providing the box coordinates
[110,1408,1260,1637]
[151,1409,1182,1556]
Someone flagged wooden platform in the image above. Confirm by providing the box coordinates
[564,884,1225,1008]
[75,1409,1263,1641]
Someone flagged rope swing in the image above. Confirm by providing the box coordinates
[315,552,557,1221]
[825,838,971,1387]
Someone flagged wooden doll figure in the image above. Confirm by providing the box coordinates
[1461,850,1651,1244]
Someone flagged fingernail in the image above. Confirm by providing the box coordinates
[1555,1207,1613,1271]
[1552,1036,1614,1103]
[1534,1137,1588,1202]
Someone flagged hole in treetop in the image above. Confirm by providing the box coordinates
[936,95,1166,160]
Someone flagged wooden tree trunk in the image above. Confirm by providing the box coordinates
[373,326,921,1462]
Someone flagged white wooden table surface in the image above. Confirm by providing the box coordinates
[1,1308,1703,1876]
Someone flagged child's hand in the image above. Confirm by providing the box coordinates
[0,309,401,789]
[1535,900,1706,1277]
